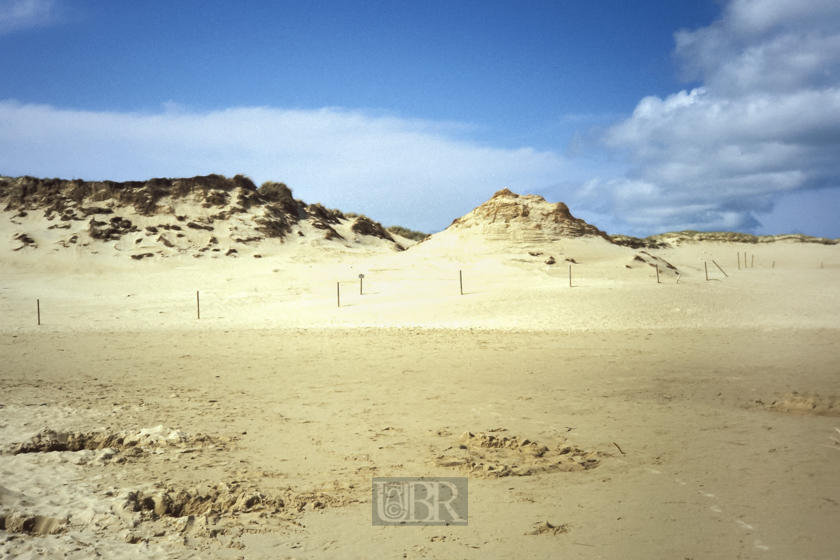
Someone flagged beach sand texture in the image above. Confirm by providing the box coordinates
[1,178,838,559]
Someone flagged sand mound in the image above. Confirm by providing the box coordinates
[7,425,221,458]
[443,188,610,243]
[625,250,680,276]
[765,393,840,416]
[115,483,344,523]
[432,431,602,477]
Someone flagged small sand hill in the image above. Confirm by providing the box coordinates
[410,188,628,270]
[0,175,413,259]
[443,188,609,243]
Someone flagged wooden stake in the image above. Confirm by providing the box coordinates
[337,282,340,307]
[772,261,775,268]
[196,291,200,319]
[459,270,463,295]
[37,299,40,326]
[569,264,572,288]
[737,253,740,270]
[360,276,363,295]
[712,260,728,277]
[676,273,681,284]
[705,262,708,281]
[751,254,754,268]
[656,263,660,283]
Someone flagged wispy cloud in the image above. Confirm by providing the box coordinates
[0,0,58,34]
[0,101,570,232]
[569,0,840,236]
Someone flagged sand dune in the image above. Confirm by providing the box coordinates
[1,177,839,558]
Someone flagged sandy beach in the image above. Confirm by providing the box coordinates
[1,181,839,559]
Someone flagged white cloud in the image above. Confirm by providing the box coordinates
[0,101,570,232]
[675,0,840,94]
[576,0,840,236]
[0,0,58,34]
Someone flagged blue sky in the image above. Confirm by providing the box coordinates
[1,0,839,237]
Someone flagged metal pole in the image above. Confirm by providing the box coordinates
[196,291,200,319]
[569,265,572,287]
[656,264,660,283]
[37,299,40,326]
[337,282,340,307]
[459,270,463,295]
[705,262,708,281]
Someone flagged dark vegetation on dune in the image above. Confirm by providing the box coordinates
[3,176,833,250]
[340,212,429,242]
[1,174,256,217]
[611,230,838,247]
[386,225,430,242]
[0,175,420,251]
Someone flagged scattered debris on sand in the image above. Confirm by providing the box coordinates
[764,393,840,416]
[526,521,569,536]
[6,425,221,457]
[0,422,356,556]
[432,431,603,478]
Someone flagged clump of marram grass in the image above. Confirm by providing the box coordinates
[258,181,294,203]
[387,225,429,242]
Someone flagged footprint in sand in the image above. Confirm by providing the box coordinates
[646,469,767,549]
[736,519,754,530]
